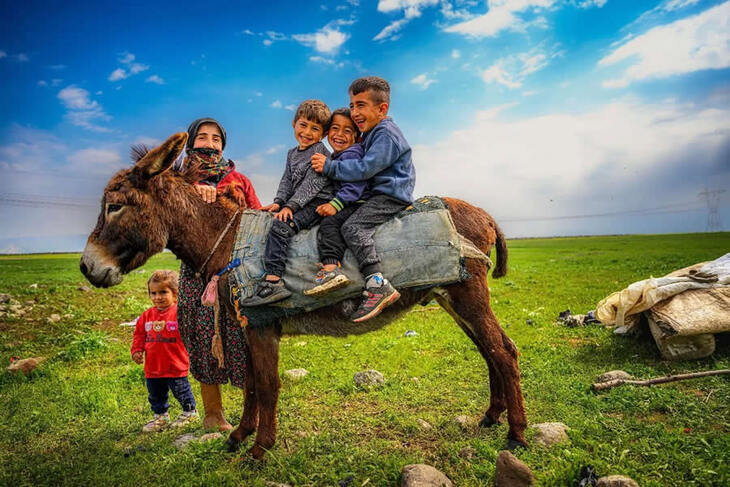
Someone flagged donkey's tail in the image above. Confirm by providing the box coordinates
[491,218,508,279]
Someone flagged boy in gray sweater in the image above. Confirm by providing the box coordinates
[241,100,333,306]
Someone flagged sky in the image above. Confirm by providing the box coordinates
[0,0,728,253]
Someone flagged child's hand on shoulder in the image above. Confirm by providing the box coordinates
[132,351,144,364]
[275,207,293,222]
[194,184,217,204]
[316,203,337,217]
[261,203,281,212]
[311,153,326,173]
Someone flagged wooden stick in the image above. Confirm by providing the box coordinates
[592,369,730,392]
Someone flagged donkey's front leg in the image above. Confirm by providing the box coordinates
[245,324,281,459]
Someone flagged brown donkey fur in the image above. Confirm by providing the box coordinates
[80,132,527,458]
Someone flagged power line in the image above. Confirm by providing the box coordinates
[0,193,98,210]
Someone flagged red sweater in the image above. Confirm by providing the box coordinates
[131,305,189,378]
[215,168,262,210]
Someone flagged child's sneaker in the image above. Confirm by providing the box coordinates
[240,279,292,306]
[171,409,199,428]
[142,412,170,432]
[351,280,400,323]
[304,264,350,296]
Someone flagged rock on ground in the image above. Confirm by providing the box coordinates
[7,357,45,375]
[265,482,293,487]
[353,369,385,387]
[284,368,309,380]
[417,419,432,430]
[78,285,92,292]
[459,446,476,460]
[495,450,534,487]
[173,433,198,449]
[596,475,639,487]
[453,415,472,429]
[199,432,223,442]
[596,370,633,383]
[401,464,453,487]
[0,293,11,304]
[47,314,61,323]
[531,422,569,447]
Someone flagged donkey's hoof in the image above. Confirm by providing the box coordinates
[248,444,267,459]
[226,437,241,453]
[479,415,501,428]
[507,438,528,451]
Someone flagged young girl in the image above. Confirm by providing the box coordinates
[131,270,198,432]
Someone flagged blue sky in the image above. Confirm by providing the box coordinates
[1,0,729,252]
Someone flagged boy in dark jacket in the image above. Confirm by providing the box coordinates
[311,77,416,322]
[242,99,333,306]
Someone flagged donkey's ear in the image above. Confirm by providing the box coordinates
[133,132,188,180]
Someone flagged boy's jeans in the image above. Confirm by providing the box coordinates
[341,194,409,277]
[264,199,328,277]
[146,377,196,414]
[317,203,361,265]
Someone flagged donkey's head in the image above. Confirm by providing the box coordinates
[80,132,188,287]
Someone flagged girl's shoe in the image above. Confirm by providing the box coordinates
[142,412,170,432]
[171,409,199,428]
[304,264,350,296]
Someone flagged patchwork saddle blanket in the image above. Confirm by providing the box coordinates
[227,196,489,326]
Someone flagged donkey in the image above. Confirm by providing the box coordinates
[80,132,528,458]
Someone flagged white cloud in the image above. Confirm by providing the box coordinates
[65,148,124,175]
[481,47,556,88]
[267,31,287,41]
[577,0,607,7]
[37,80,48,87]
[271,100,283,108]
[134,136,162,147]
[600,2,730,88]
[57,85,111,132]
[451,49,461,59]
[109,68,127,81]
[293,24,349,53]
[662,0,700,11]
[263,39,273,46]
[242,29,255,35]
[522,90,539,96]
[118,52,135,64]
[51,78,63,86]
[413,98,730,236]
[373,0,439,40]
[285,104,297,111]
[16,53,29,62]
[411,72,437,89]
[0,50,6,59]
[128,63,148,74]
[145,74,165,84]
[445,0,557,38]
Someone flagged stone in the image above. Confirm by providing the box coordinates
[531,422,569,447]
[284,368,309,380]
[353,369,385,388]
[453,415,472,429]
[265,482,293,487]
[495,450,534,487]
[173,433,198,449]
[405,330,418,337]
[7,357,45,375]
[417,419,433,430]
[0,293,10,304]
[597,370,633,383]
[47,314,62,323]
[199,432,223,442]
[78,285,92,292]
[401,464,453,487]
[459,446,476,460]
[29,283,38,289]
[596,475,639,487]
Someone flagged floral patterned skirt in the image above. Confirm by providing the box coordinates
[178,263,248,388]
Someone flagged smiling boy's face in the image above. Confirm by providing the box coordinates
[293,117,324,150]
[349,90,388,133]
[328,114,357,153]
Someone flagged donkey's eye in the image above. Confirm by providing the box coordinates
[107,203,123,214]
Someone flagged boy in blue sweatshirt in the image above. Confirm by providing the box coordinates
[304,107,368,297]
[311,77,415,322]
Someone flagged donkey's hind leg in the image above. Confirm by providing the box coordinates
[227,349,258,452]
[245,324,282,459]
[437,264,528,448]
[432,290,507,428]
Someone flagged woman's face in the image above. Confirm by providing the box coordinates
[193,123,223,152]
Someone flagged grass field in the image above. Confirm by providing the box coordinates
[1,233,729,486]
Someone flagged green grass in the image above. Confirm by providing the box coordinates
[1,234,729,486]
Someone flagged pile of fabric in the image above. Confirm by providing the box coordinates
[596,253,730,360]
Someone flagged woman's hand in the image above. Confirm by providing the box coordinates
[261,203,281,212]
[194,184,217,204]
[275,207,293,222]
[316,203,337,217]
[132,351,144,364]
